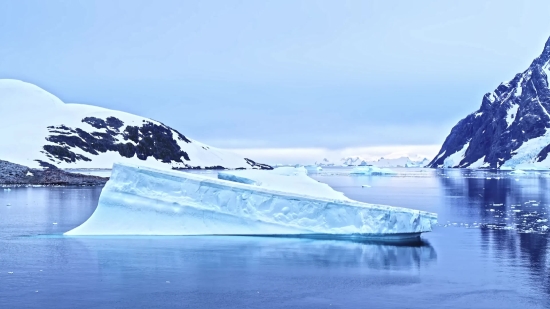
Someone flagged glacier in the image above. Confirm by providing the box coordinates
[65,164,437,239]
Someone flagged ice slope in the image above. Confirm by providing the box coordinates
[218,167,350,201]
[65,163,437,236]
[0,79,260,169]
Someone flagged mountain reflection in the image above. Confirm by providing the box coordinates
[438,170,550,233]
[481,230,550,300]
[439,170,550,299]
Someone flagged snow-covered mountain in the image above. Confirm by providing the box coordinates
[0,79,267,170]
[340,157,370,166]
[314,158,335,167]
[429,37,550,169]
[315,157,369,166]
[315,156,429,167]
[370,157,430,168]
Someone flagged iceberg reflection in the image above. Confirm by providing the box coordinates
[71,236,437,272]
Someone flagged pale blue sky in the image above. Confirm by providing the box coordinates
[1,0,550,161]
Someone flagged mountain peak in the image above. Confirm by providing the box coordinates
[429,36,550,169]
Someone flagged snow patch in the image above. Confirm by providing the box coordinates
[514,76,524,96]
[467,156,486,169]
[442,142,470,168]
[505,104,519,128]
[502,128,550,169]
[487,92,496,103]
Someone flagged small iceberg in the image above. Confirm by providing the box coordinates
[350,166,397,176]
[65,163,437,240]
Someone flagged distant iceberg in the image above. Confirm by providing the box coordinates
[350,166,397,175]
[65,164,436,239]
[304,165,322,174]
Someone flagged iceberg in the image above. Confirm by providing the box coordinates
[65,163,437,239]
[350,166,397,175]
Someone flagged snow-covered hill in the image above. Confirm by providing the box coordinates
[0,79,266,169]
[429,37,550,169]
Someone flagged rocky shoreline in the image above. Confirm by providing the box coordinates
[0,160,107,186]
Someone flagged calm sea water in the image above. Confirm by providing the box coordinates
[1,168,550,308]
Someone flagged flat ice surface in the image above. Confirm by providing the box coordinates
[218,167,350,201]
[65,164,437,236]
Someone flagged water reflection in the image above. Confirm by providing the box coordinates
[69,236,437,272]
[0,236,437,308]
[439,171,550,302]
[438,170,550,233]
[479,230,550,304]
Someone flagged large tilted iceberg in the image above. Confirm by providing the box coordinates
[65,164,437,239]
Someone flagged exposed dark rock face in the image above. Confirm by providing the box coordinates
[245,158,274,170]
[0,160,107,186]
[429,37,550,168]
[173,165,226,170]
[39,116,272,170]
[44,117,191,165]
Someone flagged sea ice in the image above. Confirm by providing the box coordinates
[65,163,437,238]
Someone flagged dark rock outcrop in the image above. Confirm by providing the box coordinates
[44,117,191,164]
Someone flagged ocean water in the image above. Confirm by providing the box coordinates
[1,168,550,308]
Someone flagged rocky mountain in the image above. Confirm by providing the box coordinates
[0,79,268,170]
[429,37,550,169]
